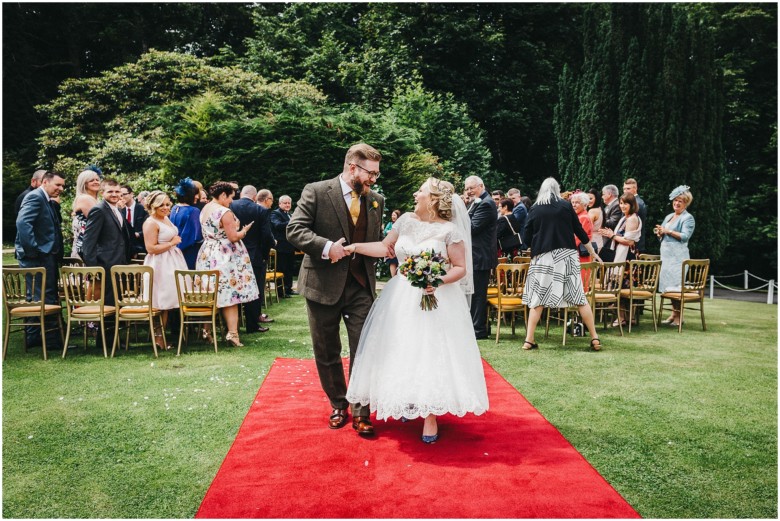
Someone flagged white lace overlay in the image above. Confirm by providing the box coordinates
[345,215,489,421]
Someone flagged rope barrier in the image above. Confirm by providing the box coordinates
[709,272,776,304]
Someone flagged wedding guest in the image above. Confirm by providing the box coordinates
[169,178,203,269]
[599,193,642,327]
[120,184,148,257]
[655,186,696,327]
[70,169,102,258]
[196,182,260,347]
[14,171,66,351]
[230,184,274,334]
[623,178,647,252]
[14,169,45,215]
[270,195,297,297]
[521,177,602,351]
[142,191,188,351]
[383,209,402,277]
[344,178,488,444]
[601,184,622,230]
[587,188,605,253]
[496,198,522,258]
[570,191,593,290]
[463,175,497,339]
[507,187,527,248]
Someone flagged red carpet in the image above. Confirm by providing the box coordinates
[196,358,640,518]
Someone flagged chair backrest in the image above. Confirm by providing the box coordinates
[61,266,107,309]
[267,249,277,273]
[175,270,219,309]
[495,263,529,300]
[594,261,626,296]
[512,256,531,264]
[638,253,661,261]
[579,261,599,305]
[682,259,709,293]
[627,260,661,293]
[110,265,153,308]
[2,267,47,310]
[62,257,85,267]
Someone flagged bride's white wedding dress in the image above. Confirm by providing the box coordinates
[346,213,489,420]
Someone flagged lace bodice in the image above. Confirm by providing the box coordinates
[393,213,464,262]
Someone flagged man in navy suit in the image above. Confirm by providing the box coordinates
[120,185,149,257]
[464,175,498,339]
[15,171,66,349]
[270,195,297,297]
[230,185,275,334]
[81,179,133,308]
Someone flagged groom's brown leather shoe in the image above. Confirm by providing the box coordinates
[328,409,349,429]
[352,417,375,436]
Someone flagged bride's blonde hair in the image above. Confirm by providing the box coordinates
[426,177,454,221]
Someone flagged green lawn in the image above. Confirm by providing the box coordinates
[2,291,777,518]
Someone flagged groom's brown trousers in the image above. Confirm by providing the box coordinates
[305,274,373,418]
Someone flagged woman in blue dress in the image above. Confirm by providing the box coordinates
[654,185,696,326]
[169,178,203,269]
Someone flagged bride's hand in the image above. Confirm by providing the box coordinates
[424,284,436,295]
[343,244,357,255]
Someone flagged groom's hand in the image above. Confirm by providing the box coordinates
[329,237,348,263]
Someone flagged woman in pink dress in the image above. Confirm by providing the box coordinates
[143,191,189,350]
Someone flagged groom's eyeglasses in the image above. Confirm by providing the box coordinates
[351,163,381,180]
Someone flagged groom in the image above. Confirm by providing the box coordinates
[287,143,385,437]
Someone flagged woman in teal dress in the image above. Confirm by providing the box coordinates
[654,185,696,326]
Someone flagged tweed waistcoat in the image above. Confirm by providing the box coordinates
[346,195,369,287]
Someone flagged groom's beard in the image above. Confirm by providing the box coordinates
[351,179,369,196]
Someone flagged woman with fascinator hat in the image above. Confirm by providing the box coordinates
[655,185,696,326]
[343,177,489,444]
[169,178,203,269]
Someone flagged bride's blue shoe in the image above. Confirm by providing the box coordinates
[421,433,439,444]
[400,416,409,423]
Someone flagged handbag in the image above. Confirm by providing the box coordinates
[498,216,522,251]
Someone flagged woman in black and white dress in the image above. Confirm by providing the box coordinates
[521,178,603,351]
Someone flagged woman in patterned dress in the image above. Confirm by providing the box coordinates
[70,169,102,258]
[521,178,603,351]
[196,182,260,347]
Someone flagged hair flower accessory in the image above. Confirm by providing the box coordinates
[668,185,690,200]
[85,164,103,178]
[175,177,196,197]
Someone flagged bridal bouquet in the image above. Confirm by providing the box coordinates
[399,249,448,311]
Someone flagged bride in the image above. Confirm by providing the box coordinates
[344,177,489,444]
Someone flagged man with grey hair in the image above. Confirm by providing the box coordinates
[601,184,622,230]
[271,195,297,297]
[14,169,46,215]
[506,187,527,247]
[230,184,274,333]
[256,189,273,209]
[137,191,150,207]
[463,175,498,339]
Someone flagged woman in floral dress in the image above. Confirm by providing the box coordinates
[196,182,259,347]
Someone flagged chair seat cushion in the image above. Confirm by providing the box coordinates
[594,293,618,302]
[119,306,160,315]
[10,304,62,315]
[619,290,654,298]
[182,306,214,313]
[73,305,116,314]
[493,297,524,306]
[661,292,701,300]
[487,287,499,296]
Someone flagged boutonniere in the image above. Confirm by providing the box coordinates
[370,200,378,211]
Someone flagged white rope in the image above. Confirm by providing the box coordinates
[711,279,771,292]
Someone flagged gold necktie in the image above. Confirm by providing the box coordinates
[349,191,360,225]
